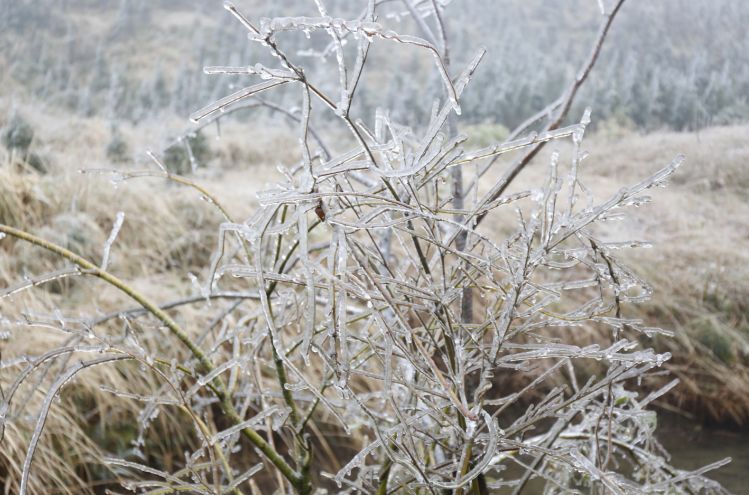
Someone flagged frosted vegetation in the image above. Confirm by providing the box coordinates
[0,0,733,494]
[1,0,747,131]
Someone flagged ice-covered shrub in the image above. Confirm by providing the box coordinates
[106,126,131,164]
[1,113,47,173]
[162,130,210,175]
[0,1,731,494]
[2,114,35,154]
[462,122,510,147]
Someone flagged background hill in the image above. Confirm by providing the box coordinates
[2,0,748,131]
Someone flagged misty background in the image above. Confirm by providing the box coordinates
[2,0,747,135]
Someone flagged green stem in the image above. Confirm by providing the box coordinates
[0,223,302,490]
[376,457,392,495]
[1,224,212,373]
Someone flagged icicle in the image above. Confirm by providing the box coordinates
[298,205,315,364]
[334,225,350,389]
[146,150,167,174]
[101,211,125,270]
[209,407,280,446]
[189,80,291,123]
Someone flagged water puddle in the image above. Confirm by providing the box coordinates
[657,414,749,493]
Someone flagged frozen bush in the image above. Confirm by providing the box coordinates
[2,114,35,153]
[162,130,210,175]
[2,113,47,173]
[0,1,732,494]
[106,126,131,163]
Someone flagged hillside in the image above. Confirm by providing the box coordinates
[2,0,748,130]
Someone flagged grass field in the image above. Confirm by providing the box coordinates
[1,101,747,491]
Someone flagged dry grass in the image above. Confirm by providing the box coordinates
[0,102,300,491]
[474,123,749,424]
[1,102,747,490]
[599,126,749,423]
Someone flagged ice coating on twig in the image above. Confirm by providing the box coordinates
[101,211,125,270]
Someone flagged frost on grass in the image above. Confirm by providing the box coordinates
[0,1,731,494]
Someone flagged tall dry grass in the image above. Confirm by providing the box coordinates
[1,100,747,490]
[0,104,300,492]
[474,123,749,424]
